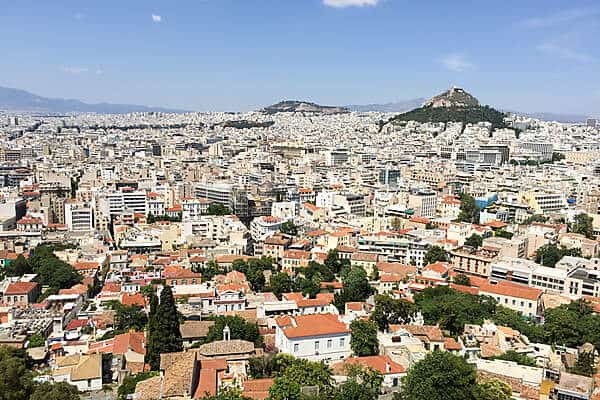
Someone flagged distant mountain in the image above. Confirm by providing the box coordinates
[0,86,187,114]
[387,87,507,130]
[263,100,348,115]
[345,98,426,113]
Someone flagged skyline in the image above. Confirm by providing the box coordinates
[1,0,599,114]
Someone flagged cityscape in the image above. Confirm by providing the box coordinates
[1,1,600,400]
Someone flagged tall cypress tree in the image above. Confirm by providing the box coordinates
[147,286,182,370]
[145,290,159,370]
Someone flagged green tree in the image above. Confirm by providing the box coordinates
[415,286,496,336]
[350,319,379,356]
[269,272,293,299]
[571,350,596,377]
[472,379,512,400]
[27,333,45,348]
[324,249,350,275]
[280,221,298,236]
[29,245,82,296]
[206,203,232,216]
[248,353,295,379]
[494,230,513,239]
[31,382,80,400]
[5,254,32,277]
[570,213,595,239]
[332,366,383,400]
[465,234,483,249]
[423,246,448,266]
[453,274,471,286]
[146,286,182,370]
[544,300,592,348]
[198,259,224,281]
[492,306,545,343]
[0,345,35,400]
[334,267,372,311]
[457,193,480,224]
[522,214,547,225]
[117,371,159,400]
[204,316,262,346]
[401,351,478,400]
[269,359,333,400]
[489,350,536,367]
[535,244,582,267]
[370,295,415,331]
[113,303,148,332]
[203,387,249,399]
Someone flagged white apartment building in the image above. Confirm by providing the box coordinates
[250,216,283,242]
[104,189,147,216]
[275,314,351,362]
[357,234,429,268]
[146,192,165,216]
[64,201,94,232]
[407,190,437,218]
[182,197,209,219]
[521,191,566,214]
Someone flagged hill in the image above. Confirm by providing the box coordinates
[263,100,348,115]
[423,87,479,108]
[387,88,507,129]
[0,86,187,114]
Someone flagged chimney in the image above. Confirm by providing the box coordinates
[386,362,391,373]
[223,325,231,341]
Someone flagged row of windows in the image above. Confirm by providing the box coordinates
[293,338,345,353]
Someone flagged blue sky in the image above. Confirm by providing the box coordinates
[1,0,599,114]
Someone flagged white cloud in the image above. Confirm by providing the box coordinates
[536,42,594,63]
[60,66,89,74]
[323,0,380,8]
[440,54,475,72]
[520,8,598,28]
[151,14,162,23]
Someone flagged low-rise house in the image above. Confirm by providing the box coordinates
[471,358,544,400]
[274,314,351,362]
[1,281,39,306]
[281,249,311,272]
[180,320,215,347]
[134,352,227,399]
[51,353,103,392]
[332,355,406,389]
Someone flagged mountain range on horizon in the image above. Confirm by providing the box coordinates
[0,85,592,123]
[0,86,187,114]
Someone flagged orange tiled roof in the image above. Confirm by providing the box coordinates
[275,314,349,339]
[4,281,37,295]
[336,355,406,375]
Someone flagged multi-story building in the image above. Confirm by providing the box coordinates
[64,200,94,232]
[275,314,351,362]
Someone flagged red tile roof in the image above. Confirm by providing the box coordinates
[335,355,406,375]
[275,314,349,339]
[4,281,37,295]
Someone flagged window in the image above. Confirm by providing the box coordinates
[340,338,345,347]
[327,339,332,349]
[294,344,299,353]
[315,341,320,351]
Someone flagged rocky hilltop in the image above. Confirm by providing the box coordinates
[422,86,480,108]
[263,100,348,115]
[386,87,506,130]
